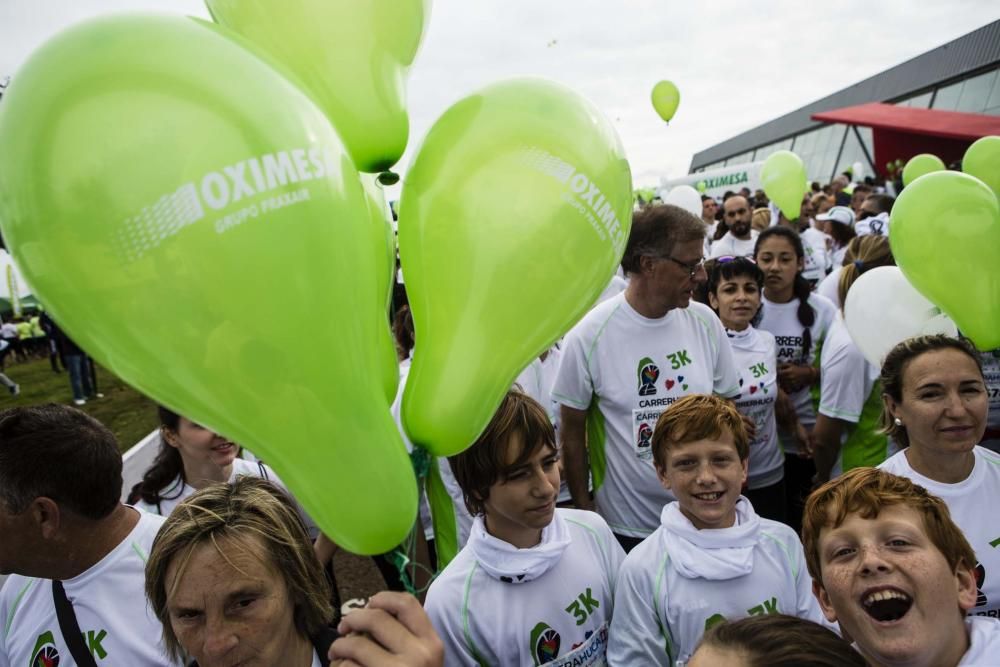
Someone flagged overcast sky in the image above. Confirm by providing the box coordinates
[3,1,999,193]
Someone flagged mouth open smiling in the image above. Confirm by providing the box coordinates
[862,589,912,622]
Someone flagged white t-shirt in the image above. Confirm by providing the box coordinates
[758,292,836,453]
[709,230,759,259]
[816,266,843,309]
[728,327,784,489]
[553,294,740,538]
[0,509,180,667]
[959,616,1000,665]
[607,500,828,665]
[391,357,436,542]
[830,244,848,270]
[595,275,628,306]
[979,350,1000,454]
[425,509,625,667]
[819,314,893,474]
[133,457,285,518]
[800,226,833,283]
[880,447,1000,618]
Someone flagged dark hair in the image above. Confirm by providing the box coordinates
[448,389,556,516]
[392,304,415,359]
[865,193,895,215]
[0,404,122,519]
[127,406,186,507]
[701,194,714,203]
[852,184,872,196]
[837,235,893,308]
[697,614,866,666]
[620,204,706,275]
[706,257,765,326]
[879,335,983,447]
[826,218,856,249]
[754,227,815,362]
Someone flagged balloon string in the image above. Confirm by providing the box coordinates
[388,445,437,595]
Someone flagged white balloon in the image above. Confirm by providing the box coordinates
[852,161,865,180]
[844,266,958,367]
[663,185,702,217]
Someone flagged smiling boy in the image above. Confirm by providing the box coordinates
[607,394,827,665]
[802,467,1000,667]
[423,389,625,666]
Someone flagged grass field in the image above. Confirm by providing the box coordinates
[1,355,159,452]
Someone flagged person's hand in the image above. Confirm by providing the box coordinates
[777,363,815,393]
[329,591,444,667]
[796,422,812,458]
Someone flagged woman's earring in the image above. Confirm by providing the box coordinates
[894,417,903,427]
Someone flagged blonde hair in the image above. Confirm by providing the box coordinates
[837,235,893,307]
[145,477,332,661]
[751,207,771,232]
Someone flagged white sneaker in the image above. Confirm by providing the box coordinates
[73,398,86,406]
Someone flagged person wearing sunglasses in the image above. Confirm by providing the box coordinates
[554,204,742,554]
[709,195,759,260]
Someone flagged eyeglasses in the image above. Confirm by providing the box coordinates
[661,255,706,278]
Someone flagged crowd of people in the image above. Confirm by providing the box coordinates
[1,171,999,666]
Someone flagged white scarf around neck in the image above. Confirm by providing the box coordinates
[469,509,571,584]
[661,497,761,581]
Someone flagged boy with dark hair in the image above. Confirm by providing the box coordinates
[802,467,1000,667]
[424,389,625,666]
[608,394,826,665]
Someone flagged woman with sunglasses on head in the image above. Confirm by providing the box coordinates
[706,256,804,523]
[753,227,836,532]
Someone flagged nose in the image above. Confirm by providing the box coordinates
[694,462,718,486]
[203,614,239,659]
[857,543,893,575]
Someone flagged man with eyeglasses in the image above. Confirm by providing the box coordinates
[553,204,742,554]
[709,195,759,259]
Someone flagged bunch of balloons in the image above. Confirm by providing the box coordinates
[0,4,633,552]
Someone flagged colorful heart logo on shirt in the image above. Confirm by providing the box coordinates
[665,379,675,390]
[750,385,758,395]
[739,378,744,386]
[760,381,768,395]
[682,384,689,391]
[678,375,685,382]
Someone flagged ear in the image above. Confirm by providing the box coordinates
[161,426,180,449]
[812,578,840,623]
[708,291,720,310]
[739,457,749,486]
[655,463,672,491]
[30,497,62,540]
[955,561,979,613]
[638,254,657,275]
[882,393,899,422]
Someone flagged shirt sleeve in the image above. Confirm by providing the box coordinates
[424,581,490,666]
[551,326,594,411]
[818,337,868,424]
[607,559,674,666]
[709,316,741,399]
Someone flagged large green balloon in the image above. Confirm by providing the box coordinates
[902,153,945,187]
[0,14,415,554]
[889,171,1000,350]
[399,78,632,456]
[651,80,681,123]
[963,136,1000,199]
[206,0,431,174]
[761,151,807,221]
[361,173,400,401]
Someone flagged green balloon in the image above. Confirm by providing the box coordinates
[902,153,945,187]
[696,180,707,193]
[651,80,681,123]
[889,171,1000,350]
[399,78,632,456]
[761,151,807,221]
[361,173,400,402]
[206,0,431,173]
[963,136,1000,199]
[0,14,415,554]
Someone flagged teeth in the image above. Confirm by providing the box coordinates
[864,590,911,607]
[695,492,723,500]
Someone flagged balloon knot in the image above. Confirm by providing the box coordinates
[376,171,400,187]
